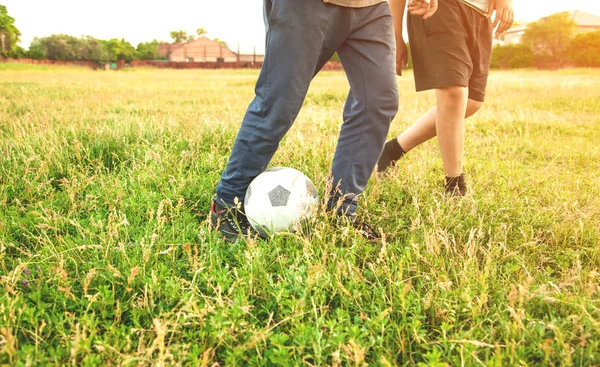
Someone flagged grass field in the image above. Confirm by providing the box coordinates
[1,63,599,366]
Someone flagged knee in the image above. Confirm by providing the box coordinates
[437,86,467,109]
[465,99,483,118]
[375,84,399,120]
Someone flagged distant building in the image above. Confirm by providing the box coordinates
[501,23,528,45]
[158,37,236,62]
[158,37,265,63]
[502,10,600,45]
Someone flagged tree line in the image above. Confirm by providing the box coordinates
[1,5,231,63]
[492,12,600,68]
[1,5,163,62]
[23,36,162,63]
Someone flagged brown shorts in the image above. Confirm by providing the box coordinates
[407,0,493,102]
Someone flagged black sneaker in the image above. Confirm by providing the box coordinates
[210,201,255,243]
[336,215,381,241]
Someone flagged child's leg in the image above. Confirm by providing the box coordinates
[435,85,468,177]
[378,0,493,186]
[397,98,483,152]
[377,98,482,173]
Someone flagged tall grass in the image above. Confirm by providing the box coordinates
[1,64,599,366]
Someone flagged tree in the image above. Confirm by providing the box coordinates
[103,38,136,62]
[29,34,110,62]
[11,45,25,57]
[40,34,79,60]
[170,30,189,43]
[27,37,46,59]
[522,12,576,66]
[568,30,600,67]
[490,44,534,69]
[196,28,208,37]
[136,39,163,60]
[0,5,21,57]
[81,36,107,62]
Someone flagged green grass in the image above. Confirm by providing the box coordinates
[1,63,599,366]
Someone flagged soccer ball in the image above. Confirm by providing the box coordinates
[244,167,319,237]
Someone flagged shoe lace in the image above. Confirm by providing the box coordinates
[226,209,252,235]
[236,212,252,233]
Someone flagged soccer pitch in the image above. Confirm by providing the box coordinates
[1,64,599,365]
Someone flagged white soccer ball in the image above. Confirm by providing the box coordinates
[244,167,319,237]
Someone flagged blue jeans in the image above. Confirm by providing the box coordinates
[216,0,399,215]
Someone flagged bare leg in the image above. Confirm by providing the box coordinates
[377,95,482,174]
[397,98,482,153]
[435,85,469,177]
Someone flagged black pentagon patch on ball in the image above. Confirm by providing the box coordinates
[268,185,291,207]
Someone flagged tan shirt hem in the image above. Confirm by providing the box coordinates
[460,0,489,16]
[324,0,387,8]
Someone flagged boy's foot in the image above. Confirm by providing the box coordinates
[377,138,406,173]
[210,201,255,243]
[445,174,467,197]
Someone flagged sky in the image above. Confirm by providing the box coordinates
[4,0,600,54]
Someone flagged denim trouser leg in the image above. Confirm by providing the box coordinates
[216,1,398,216]
[216,0,347,206]
[328,5,399,215]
